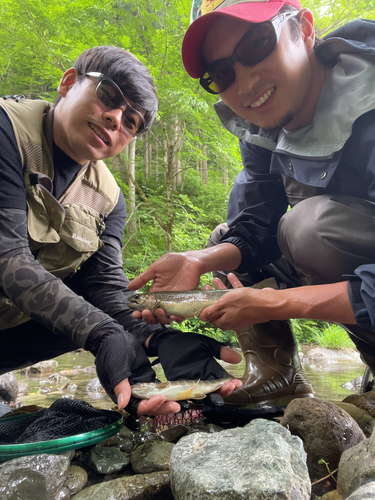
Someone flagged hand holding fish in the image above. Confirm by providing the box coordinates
[114,379,181,416]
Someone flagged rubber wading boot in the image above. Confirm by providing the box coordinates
[340,323,375,375]
[224,320,314,407]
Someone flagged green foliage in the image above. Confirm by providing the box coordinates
[292,319,355,350]
[171,318,239,348]
[313,323,355,350]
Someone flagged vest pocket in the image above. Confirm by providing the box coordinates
[35,204,104,278]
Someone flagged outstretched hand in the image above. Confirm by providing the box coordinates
[128,251,203,293]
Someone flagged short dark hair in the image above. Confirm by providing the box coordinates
[56,46,158,128]
[279,5,322,49]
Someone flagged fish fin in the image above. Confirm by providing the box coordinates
[192,379,200,390]
[150,300,162,313]
[191,393,206,400]
[157,381,172,389]
[193,308,203,319]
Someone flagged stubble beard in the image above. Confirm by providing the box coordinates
[262,110,295,132]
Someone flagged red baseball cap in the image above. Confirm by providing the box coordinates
[182,0,301,78]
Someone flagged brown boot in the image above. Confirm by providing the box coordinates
[224,320,314,407]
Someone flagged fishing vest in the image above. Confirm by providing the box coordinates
[0,98,120,328]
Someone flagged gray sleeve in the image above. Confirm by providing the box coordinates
[78,235,161,344]
[0,208,114,347]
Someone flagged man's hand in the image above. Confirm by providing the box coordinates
[85,322,182,416]
[114,379,180,415]
[200,273,357,330]
[128,251,203,293]
[144,327,242,401]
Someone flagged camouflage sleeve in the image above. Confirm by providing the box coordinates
[78,235,161,344]
[0,208,114,347]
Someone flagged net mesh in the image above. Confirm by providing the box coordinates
[0,399,120,445]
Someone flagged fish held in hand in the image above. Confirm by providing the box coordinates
[127,289,230,318]
[131,378,232,401]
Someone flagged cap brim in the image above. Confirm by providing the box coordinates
[182,2,286,78]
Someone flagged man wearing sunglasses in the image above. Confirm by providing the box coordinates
[0,45,241,416]
[129,0,375,408]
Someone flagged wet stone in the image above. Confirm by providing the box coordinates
[342,390,375,418]
[73,471,173,500]
[116,436,134,454]
[170,418,310,500]
[66,465,88,494]
[160,424,189,442]
[342,376,363,392]
[0,402,11,417]
[346,482,375,499]
[54,486,71,500]
[20,360,58,375]
[337,423,375,498]
[281,398,365,498]
[0,468,48,500]
[86,378,105,398]
[131,441,175,474]
[335,402,375,438]
[0,373,18,403]
[0,454,70,500]
[87,445,130,475]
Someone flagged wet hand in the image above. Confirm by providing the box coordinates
[200,273,278,331]
[131,307,185,325]
[114,379,181,416]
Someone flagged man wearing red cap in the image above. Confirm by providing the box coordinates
[129,0,375,408]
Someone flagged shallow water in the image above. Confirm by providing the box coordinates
[13,348,367,410]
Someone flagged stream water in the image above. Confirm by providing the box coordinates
[13,348,367,410]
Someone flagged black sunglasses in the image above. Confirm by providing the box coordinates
[86,72,148,136]
[200,11,298,95]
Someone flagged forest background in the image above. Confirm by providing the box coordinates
[1,0,374,348]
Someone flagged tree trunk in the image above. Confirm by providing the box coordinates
[127,139,137,234]
[202,145,208,184]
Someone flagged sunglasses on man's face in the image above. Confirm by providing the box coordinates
[86,72,148,136]
[200,11,298,95]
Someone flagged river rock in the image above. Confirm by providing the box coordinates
[302,348,362,366]
[131,441,175,473]
[335,402,375,438]
[66,465,88,494]
[170,418,310,500]
[160,424,189,442]
[20,360,58,375]
[86,377,105,398]
[280,398,365,498]
[0,373,18,403]
[54,486,71,500]
[16,379,29,397]
[346,481,375,499]
[316,492,343,500]
[342,390,375,418]
[73,471,173,500]
[87,445,130,474]
[0,454,70,500]
[0,402,11,417]
[337,425,375,497]
[342,376,363,392]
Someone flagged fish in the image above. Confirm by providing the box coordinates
[131,378,232,401]
[127,289,230,318]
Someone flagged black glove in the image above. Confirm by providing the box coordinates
[86,321,156,414]
[146,328,232,406]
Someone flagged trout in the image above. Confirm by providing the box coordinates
[127,289,230,318]
[131,378,232,401]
